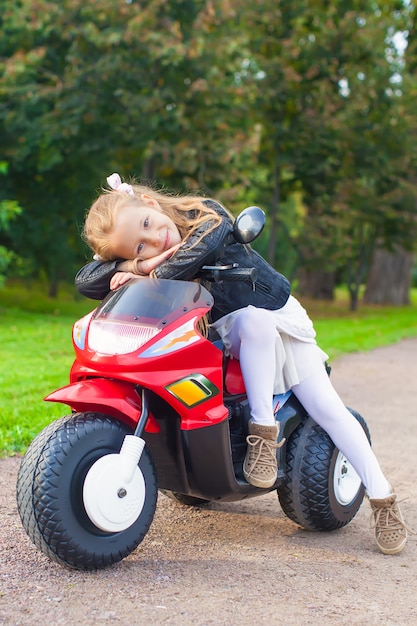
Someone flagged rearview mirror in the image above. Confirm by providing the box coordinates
[233,206,266,244]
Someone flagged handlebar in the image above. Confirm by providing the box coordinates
[195,206,265,285]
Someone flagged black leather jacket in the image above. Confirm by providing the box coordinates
[75,201,291,323]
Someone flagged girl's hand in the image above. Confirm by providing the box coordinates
[133,243,181,275]
[110,271,142,291]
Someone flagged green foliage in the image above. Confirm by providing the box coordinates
[241,1,417,290]
[0,1,417,302]
[0,0,257,288]
[0,162,22,285]
[0,198,21,231]
[0,247,16,287]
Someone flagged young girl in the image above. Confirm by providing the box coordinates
[76,172,411,555]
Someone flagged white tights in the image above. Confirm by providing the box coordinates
[225,307,391,499]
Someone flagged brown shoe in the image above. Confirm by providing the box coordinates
[369,493,411,555]
[243,420,285,489]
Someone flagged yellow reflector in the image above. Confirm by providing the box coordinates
[167,380,209,406]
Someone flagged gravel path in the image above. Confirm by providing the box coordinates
[1,339,416,625]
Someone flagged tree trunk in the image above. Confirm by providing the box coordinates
[297,268,335,300]
[364,246,413,305]
[142,158,156,182]
[48,277,59,298]
[267,156,280,266]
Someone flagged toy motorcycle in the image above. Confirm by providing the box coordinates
[16,207,370,571]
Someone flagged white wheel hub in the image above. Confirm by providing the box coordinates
[83,443,146,532]
[333,451,362,505]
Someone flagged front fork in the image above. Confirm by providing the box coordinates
[118,386,150,480]
[133,387,150,437]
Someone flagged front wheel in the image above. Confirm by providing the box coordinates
[277,408,370,531]
[16,413,158,570]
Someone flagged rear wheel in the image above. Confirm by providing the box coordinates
[16,413,157,570]
[277,408,370,531]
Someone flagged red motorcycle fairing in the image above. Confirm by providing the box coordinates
[45,378,159,433]
[60,279,230,431]
[224,358,246,395]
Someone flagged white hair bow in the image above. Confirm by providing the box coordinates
[106,172,134,196]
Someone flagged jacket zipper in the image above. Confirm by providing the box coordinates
[255,280,272,294]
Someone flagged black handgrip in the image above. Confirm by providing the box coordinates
[200,265,258,283]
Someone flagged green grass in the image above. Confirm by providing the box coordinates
[302,288,417,360]
[0,281,94,456]
[1,281,417,457]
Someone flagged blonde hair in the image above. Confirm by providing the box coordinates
[83,180,223,261]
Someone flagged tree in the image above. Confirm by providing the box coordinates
[239,1,417,308]
[0,0,252,292]
[364,3,417,305]
[2,0,417,304]
[364,245,413,304]
[293,2,417,309]
[0,162,22,286]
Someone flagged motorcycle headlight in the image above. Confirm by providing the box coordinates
[73,311,95,350]
[87,320,161,355]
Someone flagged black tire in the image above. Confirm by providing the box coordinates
[277,408,371,531]
[16,413,158,570]
[159,490,210,506]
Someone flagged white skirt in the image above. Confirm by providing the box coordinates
[211,295,329,394]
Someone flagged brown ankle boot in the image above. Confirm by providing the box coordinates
[243,420,285,489]
[369,493,410,555]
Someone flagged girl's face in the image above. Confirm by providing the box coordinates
[110,196,182,260]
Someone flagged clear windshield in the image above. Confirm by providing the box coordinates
[93,278,213,328]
